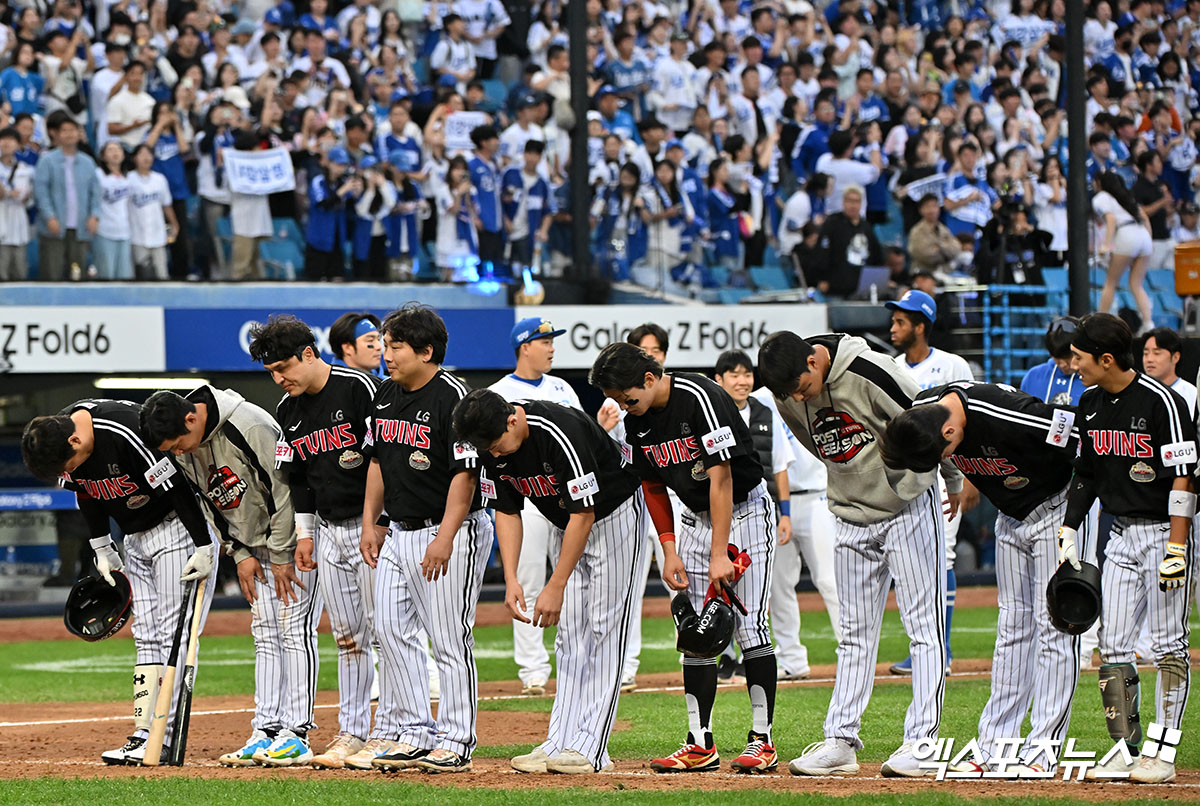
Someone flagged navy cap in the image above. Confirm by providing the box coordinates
[885,289,937,323]
[510,317,566,350]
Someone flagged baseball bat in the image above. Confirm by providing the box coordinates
[168,577,207,766]
[143,581,194,766]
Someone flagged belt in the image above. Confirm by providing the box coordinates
[395,517,436,531]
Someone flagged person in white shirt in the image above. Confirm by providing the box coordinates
[432,155,477,281]
[93,140,134,280]
[127,144,178,280]
[227,133,273,280]
[815,129,881,215]
[292,30,352,107]
[1173,201,1200,243]
[488,317,581,697]
[430,14,478,93]
[90,44,126,146]
[0,127,34,280]
[499,95,545,170]
[106,61,156,149]
[336,0,381,39]
[1142,326,1198,414]
[648,33,698,135]
[453,0,510,76]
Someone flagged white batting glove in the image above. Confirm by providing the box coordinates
[89,536,124,586]
[1057,526,1081,571]
[1159,543,1188,591]
[181,543,216,582]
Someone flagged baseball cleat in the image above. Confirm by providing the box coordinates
[788,738,859,776]
[620,676,637,693]
[255,730,314,767]
[731,732,778,773]
[1129,755,1175,783]
[778,667,811,681]
[1084,750,1139,780]
[511,746,550,773]
[415,748,472,773]
[102,736,145,766]
[546,748,608,774]
[521,678,547,696]
[1009,762,1052,778]
[219,730,273,767]
[889,656,913,675]
[311,732,365,769]
[880,743,936,778]
[344,738,401,770]
[127,742,169,766]
[372,742,431,771]
[650,743,720,772]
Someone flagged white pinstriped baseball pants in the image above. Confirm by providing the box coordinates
[1100,519,1192,733]
[244,545,321,735]
[373,510,492,756]
[315,516,376,740]
[541,493,645,771]
[124,515,217,736]
[977,489,1082,765]
[771,491,841,675]
[824,487,946,749]
[513,500,554,687]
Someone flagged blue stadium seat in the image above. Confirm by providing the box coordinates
[707,265,730,286]
[481,78,509,105]
[1147,268,1176,292]
[1090,266,1106,288]
[1042,267,1068,291]
[272,217,304,247]
[718,288,753,304]
[749,265,791,291]
[260,238,305,280]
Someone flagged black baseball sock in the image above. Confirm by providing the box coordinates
[682,657,718,748]
[742,644,777,743]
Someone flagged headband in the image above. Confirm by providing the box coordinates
[355,318,379,340]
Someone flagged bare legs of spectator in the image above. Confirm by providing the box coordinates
[0,245,28,280]
[1099,252,1153,332]
[39,232,89,281]
[232,235,265,280]
[202,199,230,280]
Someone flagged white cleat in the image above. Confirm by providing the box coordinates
[311,732,365,769]
[788,738,859,776]
[511,746,549,773]
[880,743,937,778]
[1084,750,1139,780]
[1129,755,1175,783]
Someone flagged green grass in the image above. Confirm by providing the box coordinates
[0,779,1186,806]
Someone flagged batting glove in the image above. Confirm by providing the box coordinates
[1159,543,1188,591]
[181,543,216,582]
[1056,526,1081,571]
[89,536,124,586]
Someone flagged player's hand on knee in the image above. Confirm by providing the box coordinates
[237,557,266,604]
[1159,543,1188,591]
[420,532,453,582]
[778,515,792,545]
[661,554,689,591]
[295,538,316,572]
[532,582,564,628]
[272,562,307,604]
[1056,526,1081,571]
[708,553,736,587]
[180,542,215,582]
[505,580,531,623]
[89,536,124,586]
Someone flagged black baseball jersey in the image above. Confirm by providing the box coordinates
[481,400,641,529]
[1065,372,1197,527]
[364,368,482,522]
[624,372,763,514]
[275,365,381,521]
[917,382,1078,520]
[57,400,209,545]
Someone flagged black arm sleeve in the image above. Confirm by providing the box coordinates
[1062,470,1098,530]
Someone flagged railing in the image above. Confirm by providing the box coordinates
[980,283,1071,385]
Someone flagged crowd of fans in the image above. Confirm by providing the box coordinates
[0,0,1199,296]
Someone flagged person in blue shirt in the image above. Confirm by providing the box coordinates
[467,123,507,278]
[596,86,640,144]
[12,114,38,167]
[1133,31,1163,85]
[384,159,424,277]
[500,139,555,272]
[376,100,423,172]
[944,141,998,237]
[792,90,836,181]
[1084,131,1117,188]
[604,31,652,119]
[0,43,44,117]
[665,139,708,258]
[706,156,746,274]
[850,68,889,126]
[591,162,646,281]
[299,0,341,43]
[145,101,192,278]
[305,146,358,281]
[1020,316,1086,405]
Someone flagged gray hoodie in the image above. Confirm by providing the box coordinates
[175,385,296,565]
[776,334,963,525]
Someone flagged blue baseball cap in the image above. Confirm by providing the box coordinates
[327,146,352,165]
[665,138,684,151]
[885,290,937,323]
[360,154,379,170]
[264,7,283,24]
[510,317,566,350]
[596,84,618,99]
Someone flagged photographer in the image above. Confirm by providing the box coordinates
[975,201,1052,287]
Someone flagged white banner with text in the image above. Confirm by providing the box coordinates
[0,307,165,373]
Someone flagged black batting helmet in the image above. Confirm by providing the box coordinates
[1047,561,1101,635]
[64,571,133,641]
[672,595,736,659]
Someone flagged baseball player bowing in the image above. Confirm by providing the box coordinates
[882,381,1086,773]
[1058,313,1195,784]
[757,331,962,778]
[141,386,320,768]
[359,304,494,774]
[21,401,218,766]
[247,315,391,770]
[589,342,779,775]
[452,389,645,774]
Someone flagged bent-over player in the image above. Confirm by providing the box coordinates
[453,389,644,773]
[141,386,319,767]
[22,400,217,765]
[883,381,1086,772]
[359,304,494,773]
[248,315,389,769]
[1058,313,1195,784]
[590,343,779,774]
[757,331,963,778]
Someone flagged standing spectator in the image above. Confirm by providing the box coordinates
[1033,155,1069,264]
[706,157,746,278]
[815,128,881,215]
[127,144,178,281]
[352,155,396,281]
[498,95,544,170]
[592,162,646,281]
[145,101,192,278]
[39,27,93,128]
[812,185,881,297]
[106,62,156,150]
[907,193,962,275]
[430,15,477,94]
[605,31,652,120]
[453,0,510,79]
[641,157,695,285]
[89,44,126,147]
[0,127,34,281]
[195,104,238,280]
[33,113,100,280]
[467,124,504,277]
[292,28,353,108]
[943,142,997,238]
[433,155,479,282]
[501,140,554,273]
[1094,171,1154,332]
[0,42,44,117]
[1133,150,1176,271]
[649,32,698,136]
[1173,201,1200,243]
[93,140,133,280]
[305,146,358,281]
[228,129,272,281]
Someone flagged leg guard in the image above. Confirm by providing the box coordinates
[133,663,160,735]
[1099,662,1142,746]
